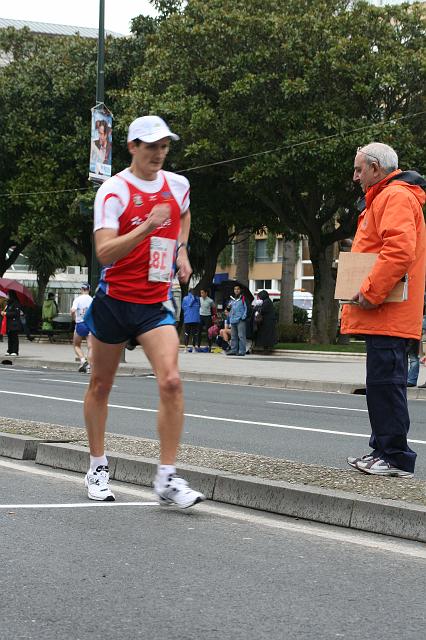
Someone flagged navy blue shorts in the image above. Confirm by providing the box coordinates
[84,289,176,344]
[75,321,90,338]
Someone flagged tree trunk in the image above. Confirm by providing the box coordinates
[234,230,250,287]
[197,224,231,292]
[278,238,297,325]
[309,241,339,343]
[0,240,28,277]
[36,274,50,307]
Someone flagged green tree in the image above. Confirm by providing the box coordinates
[122,0,425,342]
[26,235,81,306]
[0,25,148,276]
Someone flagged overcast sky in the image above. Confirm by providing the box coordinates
[1,0,157,36]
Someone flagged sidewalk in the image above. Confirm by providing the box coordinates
[3,339,426,397]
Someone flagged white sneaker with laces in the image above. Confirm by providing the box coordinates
[347,453,374,469]
[154,474,206,509]
[85,465,115,501]
[355,457,413,478]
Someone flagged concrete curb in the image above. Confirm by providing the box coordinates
[1,356,366,393]
[0,433,42,460]
[23,440,426,543]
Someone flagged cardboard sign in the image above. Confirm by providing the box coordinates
[334,252,407,303]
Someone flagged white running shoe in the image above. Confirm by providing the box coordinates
[356,457,413,478]
[84,465,115,501]
[347,453,374,469]
[154,474,206,509]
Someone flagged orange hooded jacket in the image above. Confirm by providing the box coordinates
[340,169,426,340]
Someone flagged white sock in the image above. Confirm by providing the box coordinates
[80,357,86,363]
[156,464,176,484]
[90,455,108,471]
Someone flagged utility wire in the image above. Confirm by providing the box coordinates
[177,111,426,173]
[0,110,424,198]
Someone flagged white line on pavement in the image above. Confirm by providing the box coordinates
[1,459,425,559]
[1,389,426,445]
[39,378,117,387]
[267,401,368,412]
[40,379,89,385]
[0,368,40,374]
[0,502,157,509]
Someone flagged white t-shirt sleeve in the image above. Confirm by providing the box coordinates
[93,176,130,232]
[165,172,190,214]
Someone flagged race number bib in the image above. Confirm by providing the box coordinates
[148,237,175,283]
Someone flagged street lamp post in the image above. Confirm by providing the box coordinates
[90,0,105,294]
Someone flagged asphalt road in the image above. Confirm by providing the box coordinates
[1,366,426,478]
[1,460,426,640]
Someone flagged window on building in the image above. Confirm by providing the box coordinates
[255,279,272,290]
[255,239,269,262]
[277,239,283,261]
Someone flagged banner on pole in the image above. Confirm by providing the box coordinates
[89,106,112,182]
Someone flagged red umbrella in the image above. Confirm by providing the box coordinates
[0,278,36,307]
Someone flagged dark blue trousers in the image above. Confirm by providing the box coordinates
[365,335,416,473]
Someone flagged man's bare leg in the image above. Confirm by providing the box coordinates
[84,336,126,456]
[86,334,93,366]
[138,325,182,464]
[73,334,86,361]
[139,324,205,508]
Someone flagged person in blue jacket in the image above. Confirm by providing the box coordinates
[181,289,201,352]
[226,285,247,356]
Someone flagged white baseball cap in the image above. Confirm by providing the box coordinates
[127,115,179,143]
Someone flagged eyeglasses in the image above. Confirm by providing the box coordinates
[357,147,381,166]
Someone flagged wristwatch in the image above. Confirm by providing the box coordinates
[177,242,189,254]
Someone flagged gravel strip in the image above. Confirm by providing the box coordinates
[1,416,426,506]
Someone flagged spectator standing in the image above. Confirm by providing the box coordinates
[71,284,93,373]
[342,142,426,478]
[1,291,21,356]
[226,285,247,356]
[181,289,200,352]
[198,288,215,352]
[42,293,58,342]
[407,339,420,387]
[20,309,34,341]
[254,290,277,352]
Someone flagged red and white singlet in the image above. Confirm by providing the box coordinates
[93,168,190,304]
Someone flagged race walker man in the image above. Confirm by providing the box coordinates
[83,115,205,508]
[71,283,93,373]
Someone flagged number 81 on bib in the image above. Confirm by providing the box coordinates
[148,236,176,283]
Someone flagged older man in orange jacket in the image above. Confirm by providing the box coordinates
[341,142,426,477]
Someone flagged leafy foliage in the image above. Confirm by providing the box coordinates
[120,0,424,341]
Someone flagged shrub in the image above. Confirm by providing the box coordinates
[272,301,309,325]
[277,323,310,343]
[293,306,308,325]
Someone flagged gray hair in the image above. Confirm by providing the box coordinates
[358,142,398,174]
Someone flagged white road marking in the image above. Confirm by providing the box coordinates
[1,459,425,559]
[1,389,426,445]
[267,401,368,413]
[40,379,88,385]
[0,502,157,509]
[0,368,40,374]
[40,378,117,387]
